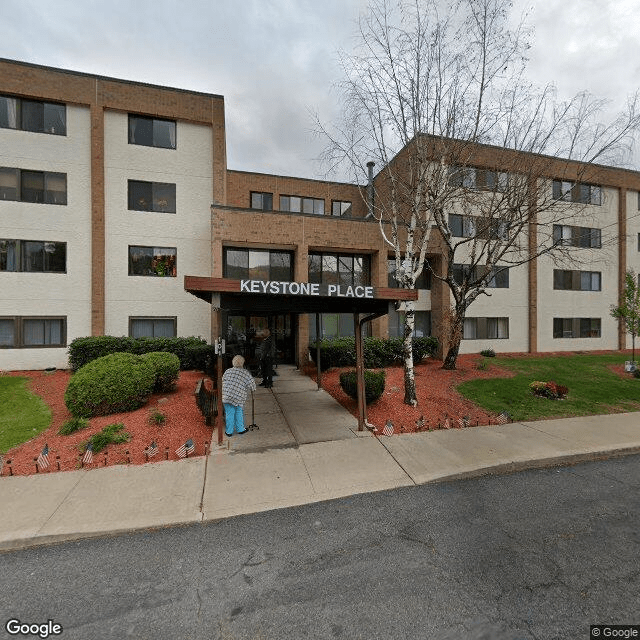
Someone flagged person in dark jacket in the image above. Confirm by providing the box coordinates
[257,328,275,388]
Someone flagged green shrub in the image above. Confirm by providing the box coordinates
[68,336,210,371]
[58,416,90,435]
[141,352,180,392]
[633,368,640,379]
[83,423,131,454]
[310,335,438,370]
[480,348,496,358]
[476,358,488,371]
[148,409,167,426]
[339,369,386,403]
[64,352,156,418]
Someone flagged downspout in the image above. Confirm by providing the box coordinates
[366,161,375,218]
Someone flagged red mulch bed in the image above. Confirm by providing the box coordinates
[304,353,514,434]
[1,370,213,477]
[8,351,629,476]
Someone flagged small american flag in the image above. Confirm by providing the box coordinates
[37,444,50,469]
[457,415,470,428]
[496,412,510,425]
[147,440,159,458]
[443,418,451,429]
[415,416,425,430]
[83,442,93,465]
[176,439,195,458]
[382,420,394,437]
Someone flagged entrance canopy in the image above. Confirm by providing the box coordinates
[184,276,418,439]
[184,276,417,315]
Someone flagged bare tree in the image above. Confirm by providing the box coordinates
[318,0,640,402]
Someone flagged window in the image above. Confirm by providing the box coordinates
[388,306,431,337]
[463,317,509,339]
[552,180,602,205]
[309,313,372,340]
[553,269,601,291]
[128,180,176,213]
[309,252,371,287]
[128,246,176,277]
[223,248,293,281]
[553,318,601,338]
[448,166,476,188]
[250,192,273,211]
[448,214,477,238]
[452,264,509,288]
[332,201,352,217]
[280,195,324,215]
[0,239,66,272]
[388,258,431,289]
[129,317,177,338]
[128,115,176,149]
[0,167,67,204]
[553,225,601,248]
[0,317,66,348]
[487,266,509,288]
[0,95,66,135]
[448,166,509,192]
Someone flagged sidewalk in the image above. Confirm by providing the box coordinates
[1,366,639,552]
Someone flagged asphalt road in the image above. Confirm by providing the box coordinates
[1,456,639,640]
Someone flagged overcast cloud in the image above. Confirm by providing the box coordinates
[2,0,640,179]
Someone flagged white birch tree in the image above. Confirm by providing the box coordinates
[318,0,640,401]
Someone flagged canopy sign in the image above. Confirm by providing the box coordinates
[240,279,374,299]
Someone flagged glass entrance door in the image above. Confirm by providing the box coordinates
[226,314,295,374]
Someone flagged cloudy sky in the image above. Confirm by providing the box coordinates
[2,0,640,180]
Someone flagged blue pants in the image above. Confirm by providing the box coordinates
[223,403,246,435]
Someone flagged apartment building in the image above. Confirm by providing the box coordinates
[2,58,640,371]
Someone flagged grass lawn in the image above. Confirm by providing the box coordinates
[458,353,640,421]
[0,377,52,453]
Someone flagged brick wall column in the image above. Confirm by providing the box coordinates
[528,180,538,353]
[618,187,627,350]
[90,99,105,336]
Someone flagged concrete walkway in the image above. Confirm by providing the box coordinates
[1,366,639,551]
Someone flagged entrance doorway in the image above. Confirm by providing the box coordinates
[226,313,295,374]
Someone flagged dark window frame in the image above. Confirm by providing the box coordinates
[128,114,176,149]
[552,179,602,206]
[462,317,510,340]
[250,192,273,211]
[0,239,66,273]
[553,224,602,248]
[552,269,601,291]
[128,180,176,213]
[223,247,294,282]
[448,213,477,238]
[128,245,177,277]
[309,251,371,287]
[129,316,177,338]
[0,316,67,348]
[387,258,431,289]
[452,263,509,289]
[280,194,325,215]
[0,167,67,205]
[0,94,66,136]
[553,317,601,339]
[331,200,353,217]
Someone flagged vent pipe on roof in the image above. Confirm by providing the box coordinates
[366,161,375,218]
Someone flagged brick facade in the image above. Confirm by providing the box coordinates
[4,57,640,370]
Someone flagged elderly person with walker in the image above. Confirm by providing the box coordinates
[221,354,256,436]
